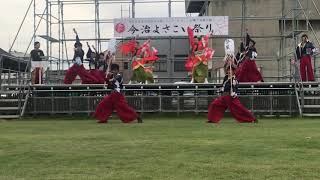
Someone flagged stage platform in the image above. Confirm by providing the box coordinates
[0,82,319,117]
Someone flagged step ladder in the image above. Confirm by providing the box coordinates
[299,84,320,117]
[0,85,29,119]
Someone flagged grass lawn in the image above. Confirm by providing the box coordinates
[0,116,320,180]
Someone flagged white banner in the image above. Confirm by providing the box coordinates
[114,16,228,37]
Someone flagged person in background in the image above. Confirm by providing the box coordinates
[295,34,316,81]
[30,41,45,84]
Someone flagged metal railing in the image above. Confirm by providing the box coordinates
[0,54,29,87]
[26,83,299,116]
[0,53,30,117]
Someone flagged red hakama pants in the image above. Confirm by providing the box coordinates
[89,69,106,84]
[93,92,138,123]
[300,55,314,81]
[63,64,101,84]
[236,58,263,82]
[208,95,256,123]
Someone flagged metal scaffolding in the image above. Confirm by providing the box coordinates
[194,0,320,82]
[28,0,188,83]
[280,0,320,81]
[5,0,320,84]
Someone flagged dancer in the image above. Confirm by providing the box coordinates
[207,64,257,123]
[86,42,112,84]
[93,64,142,123]
[236,31,263,82]
[63,29,100,84]
[185,27,214,83]
[86,42,97,70]
[119,38,159,84]
[92,50,114,84]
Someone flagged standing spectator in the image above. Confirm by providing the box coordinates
[30,41,45,84]
[296,34,315,81]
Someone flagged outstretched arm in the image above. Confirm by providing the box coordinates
[73,28,78,35]
[86,42,93,59]
[73,28,80,44]
[92,45,98,54]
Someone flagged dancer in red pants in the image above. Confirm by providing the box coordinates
[295,34,315,81]
[64,28,101,84]
[93,64,142,123]
[236,32,263,82]
[208,65,257,123]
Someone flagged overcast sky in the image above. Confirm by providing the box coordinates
[0,0,186,55]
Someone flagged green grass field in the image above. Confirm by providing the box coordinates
[0,116,320,180]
